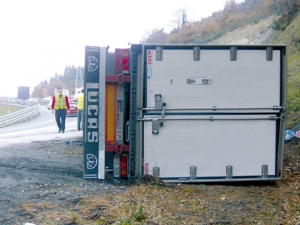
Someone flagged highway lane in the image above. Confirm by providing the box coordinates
[0,105,82,147]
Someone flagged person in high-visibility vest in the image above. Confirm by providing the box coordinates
[76,89,84,131]
[51,87,70,133]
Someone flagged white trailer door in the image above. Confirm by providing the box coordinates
[143,115,277,178]
[145,48,282,113]
[140,46,284,181]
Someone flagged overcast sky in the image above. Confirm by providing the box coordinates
[0,0,243,97]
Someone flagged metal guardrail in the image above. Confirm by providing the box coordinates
[0,105,41,128]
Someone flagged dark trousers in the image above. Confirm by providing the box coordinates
[77,110,84,130]
[55,109,66,131]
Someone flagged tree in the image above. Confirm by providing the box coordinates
[31,66,84,98]
[142,28,169,43]
[276,0,300,28]
[42,87,48,98]
[172,8,188,30]
[224,0,239,14]
[31,84,44,98]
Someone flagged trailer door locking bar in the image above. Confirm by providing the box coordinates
[126,121,130,142]
[160,103,166,126]
[142,106,284,111]
[139,116,281,122]
[269,116,280,120]
[153,94,166,127]
[273,105,284,111]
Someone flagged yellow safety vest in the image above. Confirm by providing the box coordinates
[77,93,84,110]
[54,95,67,110]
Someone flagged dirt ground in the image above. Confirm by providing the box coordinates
[0,137,128,225]
[0,137,300,225]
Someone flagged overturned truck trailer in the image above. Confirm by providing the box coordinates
[83,44,287,183]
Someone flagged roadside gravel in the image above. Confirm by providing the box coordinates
[0,137,128,225]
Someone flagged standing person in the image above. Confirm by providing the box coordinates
[51,87,70,133]
[76,88,84,131]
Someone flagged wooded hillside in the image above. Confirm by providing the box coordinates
[143,0,299,44]
[31,0,300,129]
[31,66,83,98]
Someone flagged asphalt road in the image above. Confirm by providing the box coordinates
[0,105,82,147]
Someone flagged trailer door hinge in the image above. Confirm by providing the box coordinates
[193,46,200,61]
[153,167,160,177]
[190,166,197,180]
[266,46,273,61]
[230,46,237,61]
[156,46,163,61]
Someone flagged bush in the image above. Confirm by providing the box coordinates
[272,19,281,30]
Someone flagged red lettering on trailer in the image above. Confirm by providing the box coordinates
[147,50,152,66]
[144,162,149,174]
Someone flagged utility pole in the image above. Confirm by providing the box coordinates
[75,66,84,93]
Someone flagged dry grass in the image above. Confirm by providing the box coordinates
[19,142,300,225]
[20,180,300,224]
[7,138,298,225]
[0,105,23,116]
